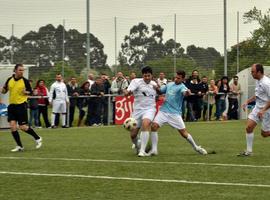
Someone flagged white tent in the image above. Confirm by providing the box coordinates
[233,66,270,119]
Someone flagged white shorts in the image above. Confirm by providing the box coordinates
[248,107,270,131]
[153,110,186,130]
[132,109,156,128]
[52,100,67,114]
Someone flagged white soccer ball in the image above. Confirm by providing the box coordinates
[123,117,137,131]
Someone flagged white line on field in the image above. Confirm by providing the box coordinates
[0,170,269,188]
[0,156,269,169]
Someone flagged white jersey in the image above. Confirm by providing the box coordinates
[127,78,157,111]
[49,81,69,103]
[255,75,270,109]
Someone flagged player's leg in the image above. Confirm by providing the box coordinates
[18,105,42,149]
[238,108,258,156]
[148,111,167,156]
[8,104,23,151]
[130,127,140,153]
[138,109,156,157]
[261,112,270,137]
[171,114,207,155]
[60,102,67,127]
[138,118,152,156]
[51,101,59,127]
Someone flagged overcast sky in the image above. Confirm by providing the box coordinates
[1,0,270,65]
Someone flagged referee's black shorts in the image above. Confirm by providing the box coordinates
[8,102,28,125]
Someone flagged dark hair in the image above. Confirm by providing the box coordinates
[13,63,23,72]
[221,76,229,81]
[254,63,264,74]
[80,81,90,89]
[176,70,185,78]
[36,79,45,88]
[141,66,152,74]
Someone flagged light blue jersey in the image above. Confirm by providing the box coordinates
[159,82,187,114]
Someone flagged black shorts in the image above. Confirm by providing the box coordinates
[8,102,28,125]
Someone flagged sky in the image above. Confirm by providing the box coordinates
[1,0,270,65]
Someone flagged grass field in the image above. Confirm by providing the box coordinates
[1,120,270,200]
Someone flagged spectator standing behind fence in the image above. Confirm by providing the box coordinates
[203,79,218,120]
[101,74,111,125]
[28,88,39,128]
[66,77,80,127]
[36,80,51,128]
[186,77,200,122]
[77,82,90,126]
[88,77,105,126]
[197,76,209,120]
[111,72,129,124]
[228,76,241,120]
[216,76,230,121]
[49,74,69,128]
[87,73,95,89]
[157,72,168,86]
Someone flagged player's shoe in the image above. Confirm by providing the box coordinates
[11,146,24,152]
[35,137,42,149]
[237,151,252,157]
[131,139,141,154]
[147,150,158,156]
[195,146,208,155]
[138,151,149,157]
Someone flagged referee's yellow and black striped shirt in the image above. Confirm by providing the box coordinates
[3,75,32,105]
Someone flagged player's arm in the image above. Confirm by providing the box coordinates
[1,77,12,94]
[48,84,55,104]
[242,95,256,111]
[23,77,32,95]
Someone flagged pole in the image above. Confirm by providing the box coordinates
[174,14,176,74]
[62,19,65,78]
[86,0,90,69]
[11,24,14,64]
[237,11,240,74]
[114,17,117,71]
[224,0,227,76]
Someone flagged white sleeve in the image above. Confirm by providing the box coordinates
[127,79,138,92]
[48,83,55,103]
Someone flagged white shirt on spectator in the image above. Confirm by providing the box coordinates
[49,81,69,103]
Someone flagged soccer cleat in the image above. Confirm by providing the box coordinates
[11,146,24,152]
[138,151,149,157]
[35,137,42,149]
[237,151,252,157]
[195,146,208,155]
[147,150,158,156]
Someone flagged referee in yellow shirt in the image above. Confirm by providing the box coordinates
[0,64,42,152]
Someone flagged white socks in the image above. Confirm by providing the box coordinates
[140,131,149,153]
[246,132,254,153]
[62,114,66,126]
[51,113,56,126]
[150,132,158,152]
[186,134,198,149]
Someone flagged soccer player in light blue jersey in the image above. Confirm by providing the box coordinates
[148,70,207,155]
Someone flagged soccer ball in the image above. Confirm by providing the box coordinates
[123,117,137,131]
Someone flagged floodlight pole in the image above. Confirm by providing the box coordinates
[224,0,227,76]
[86,0,90,70]
[237,11,240,74]
[174,14,176,74]
[62,19,65,78]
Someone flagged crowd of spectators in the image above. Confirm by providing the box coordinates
[25,70,242,128]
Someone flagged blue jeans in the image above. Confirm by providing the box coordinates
[216,99,226,120]
[29,109,39,127]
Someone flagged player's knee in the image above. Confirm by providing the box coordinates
[151,123,159,131]
[19,125,28,131]
[246,126,254,133]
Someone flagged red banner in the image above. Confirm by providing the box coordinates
[115,96,164,125]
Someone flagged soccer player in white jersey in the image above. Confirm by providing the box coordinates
[124,66,158,157]
[148,70,207,155]
[238,63,270,156]
[49,74,69,128]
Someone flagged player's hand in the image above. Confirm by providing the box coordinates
[22,89,30,95]
[242,103,247,112]
[123,90,129,96]
[257,110,265,119]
